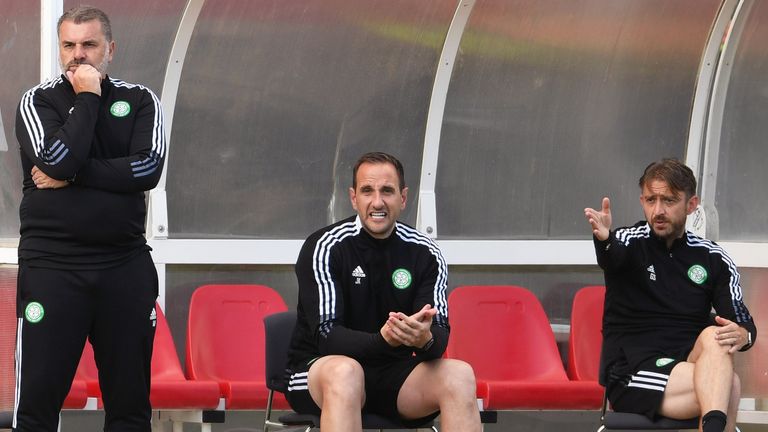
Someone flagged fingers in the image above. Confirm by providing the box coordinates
[386,306,435,347]
[31,168,69,189]
[602,197,611,213]
[714,315,733,327]
[71,65,102,95]
[411,304,437,322]
[713,317,747,352]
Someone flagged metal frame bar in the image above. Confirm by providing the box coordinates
[685,0,741,176]
[698,0,754,242]
[417,0,476,239]
[40,0,63,81]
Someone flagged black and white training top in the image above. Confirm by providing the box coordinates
[16,75,165,269]
[594,221,756,384]
[287,215,450,371]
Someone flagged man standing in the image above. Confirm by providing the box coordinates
[584,158,756,432]
[14,6,165,431]
[286,152,481,431]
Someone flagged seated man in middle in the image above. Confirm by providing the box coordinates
[285,152,481,432]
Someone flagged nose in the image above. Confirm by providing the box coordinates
[371,192,384,207]
[653,200,665,216]
[73,44,86,59]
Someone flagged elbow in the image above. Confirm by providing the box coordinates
[131,154,164,190]
[36,162,78,182]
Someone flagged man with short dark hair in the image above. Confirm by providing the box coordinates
[584,158,756,432]
[14,6,164,431]
[286,152,481,431]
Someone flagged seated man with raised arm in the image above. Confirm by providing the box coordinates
[584,158,756,432]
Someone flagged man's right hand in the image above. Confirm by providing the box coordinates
[66,64,102,96]
[381,305,436,348]
[584,197,612,241]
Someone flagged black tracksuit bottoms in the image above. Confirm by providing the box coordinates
[13,251,158,432]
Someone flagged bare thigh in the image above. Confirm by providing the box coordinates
[659,361,699,419]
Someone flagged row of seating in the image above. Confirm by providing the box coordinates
[58,284,607,428]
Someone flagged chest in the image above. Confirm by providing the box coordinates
[336,242,422,313]
[59,90,137,156]
[626,244,716,309]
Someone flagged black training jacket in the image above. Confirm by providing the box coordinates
[16,75,165,269]
[287,215,450,370]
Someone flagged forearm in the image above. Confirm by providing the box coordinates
[320,325,395,360]
[72,152,163,192]
[17,92,100,180]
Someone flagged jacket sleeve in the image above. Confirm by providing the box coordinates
[72,88,166,193]
[413,240,450,361]
[16,86,99,181]
[295,231,393,361]
[593,230,631,272]
[710,247,757,351]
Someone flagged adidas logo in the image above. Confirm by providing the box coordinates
[647,265,656,281]
[352,266,366,278]
[149,307,157,327]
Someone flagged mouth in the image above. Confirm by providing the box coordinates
[370,211,387,220]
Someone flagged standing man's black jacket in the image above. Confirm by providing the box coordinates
[16,75,165,269]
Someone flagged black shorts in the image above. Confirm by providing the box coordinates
[286,356,440,425]
[606,349,688,419]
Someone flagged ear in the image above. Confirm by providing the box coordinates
[400,186,408,210]
[107,40,115,62]
[349,187,358,211]
[686,194,700,215]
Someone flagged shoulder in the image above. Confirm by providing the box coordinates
[683,232,736,267]
[613,221,651,246]
[301,216,361,254]
[20,76,66,102]
[394,222,444,257]
[108,77,161,101]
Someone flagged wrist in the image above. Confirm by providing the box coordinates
[418,335,435,352]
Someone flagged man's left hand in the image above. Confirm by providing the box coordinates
[32,166,69,190]
[385,304,437,349]
[714,315,748,354]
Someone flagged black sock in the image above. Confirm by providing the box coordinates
[702,410,727,432]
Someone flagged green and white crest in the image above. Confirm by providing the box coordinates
[110,101,131,117]
[24,302,45,324]
[655,357,674,367]
[687,264,708,285]
[391,268,412,289]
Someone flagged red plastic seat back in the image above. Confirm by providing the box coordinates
[446,285,567,381]
[0,268,18,411]
[151,304,187,381]
[186,284,288,381]
[567,285,605,381]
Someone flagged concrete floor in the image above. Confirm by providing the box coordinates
[56,409,768,432]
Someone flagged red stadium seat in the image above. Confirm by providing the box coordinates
[185,284,289,409]
[74,303,221,409]
[446,285,602,410]
[567,285,605,381]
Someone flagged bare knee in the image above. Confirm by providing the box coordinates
[437,359,477,400]
[311,356,365,405]
[698,326,731,355]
